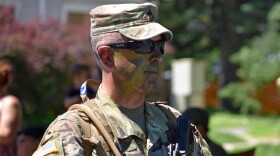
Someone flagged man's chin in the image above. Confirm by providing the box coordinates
[144,84,158,93]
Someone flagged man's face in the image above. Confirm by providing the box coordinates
[111,35,164,93]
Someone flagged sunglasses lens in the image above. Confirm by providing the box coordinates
[133,40,153,54]
[109,40,165,54]
[158,41,165,54]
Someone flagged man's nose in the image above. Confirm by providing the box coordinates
[151,45,164,62]
[150,47,163,62]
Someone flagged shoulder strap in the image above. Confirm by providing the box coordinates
[85,100,120,147]
[68,104,121,156]
[153,101,177,127]
[76,79,122,155]
[80,79,122,146]
[77,110,99,156]
[152,101,178,144]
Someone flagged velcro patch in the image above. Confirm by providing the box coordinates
[33,140,59,156]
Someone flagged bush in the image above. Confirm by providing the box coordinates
[218,3,280,114]
[0,6,92,125]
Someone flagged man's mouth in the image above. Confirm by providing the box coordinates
[145,71,159,77]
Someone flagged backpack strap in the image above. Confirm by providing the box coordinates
[77,79,122,154]
[152,101,178,144]
[68,104,121,156]
[77,110,101,156]
[85,100,121,150]
[152,101,177,127]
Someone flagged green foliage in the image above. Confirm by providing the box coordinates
[255,144,280,156]
[209,112,280,155]
[218,83,261,114]
[219,3,280,114]
[232,32,280,86]
[268,2,280,31]
[155,0,277,85]
[156,0,217,59]
[155,0,279,113]
[156,0,275,59]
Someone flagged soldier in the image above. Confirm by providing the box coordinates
[63,64,96,109]
[34,3,212,156]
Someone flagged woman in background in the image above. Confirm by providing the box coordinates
[0,59,22,156]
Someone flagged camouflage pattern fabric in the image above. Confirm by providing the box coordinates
[90,3,173,41]
[34,90,211,156]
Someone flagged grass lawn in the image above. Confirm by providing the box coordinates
[208,111,280,156]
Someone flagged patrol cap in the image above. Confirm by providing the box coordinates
[90,3,173,41]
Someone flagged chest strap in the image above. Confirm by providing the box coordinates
[68,104,121,156]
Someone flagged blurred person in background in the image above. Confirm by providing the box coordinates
[0,58,22,156]
[17,126,46,156]
[184,107,228,156]
[63,64,97,109]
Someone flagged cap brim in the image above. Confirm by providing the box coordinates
[119,23,173,41]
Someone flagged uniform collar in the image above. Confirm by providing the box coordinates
[94,89,169,143]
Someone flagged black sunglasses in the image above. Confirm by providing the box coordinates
[108,39,165,54]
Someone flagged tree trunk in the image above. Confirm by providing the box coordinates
[217,0,240,112]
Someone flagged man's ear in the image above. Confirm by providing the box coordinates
[97,46,114,68]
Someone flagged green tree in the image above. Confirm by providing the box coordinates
[219,2,280,114]
[155,0,277,112]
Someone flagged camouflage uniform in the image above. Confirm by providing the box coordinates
[34,90,211,156]
[34,3,212,156]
